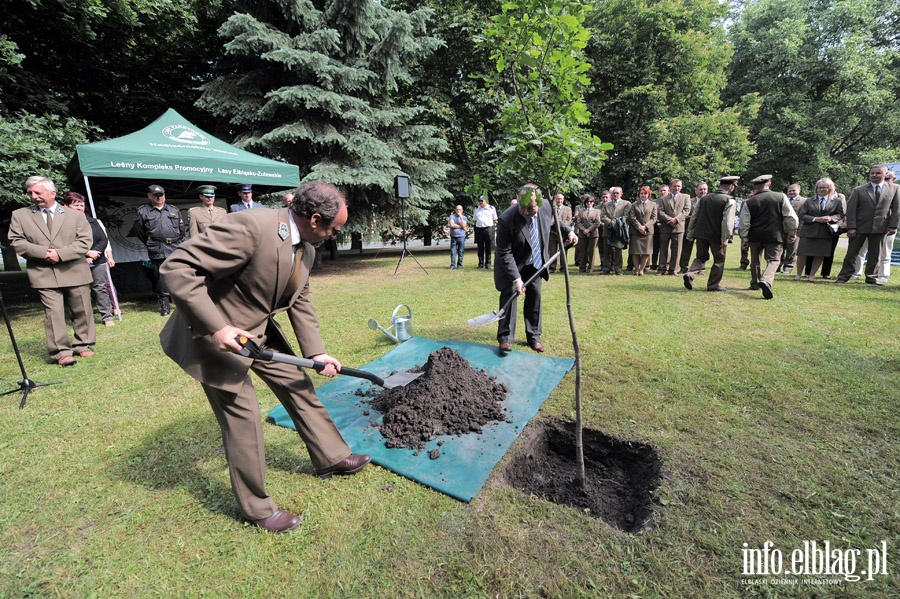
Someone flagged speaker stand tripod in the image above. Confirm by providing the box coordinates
[0,287,62,409]
[393,197,428,276]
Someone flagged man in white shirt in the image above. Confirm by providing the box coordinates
[473,195,498,269]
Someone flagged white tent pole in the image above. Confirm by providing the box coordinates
[83,175,98,218]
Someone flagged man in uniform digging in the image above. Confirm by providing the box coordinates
[159,181,370,533]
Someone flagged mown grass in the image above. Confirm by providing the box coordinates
[0,246,897,598]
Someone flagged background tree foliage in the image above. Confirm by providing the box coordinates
[480,0,610,197]
[386,0,504,227]
[586,0,757,194]
[724,0,900,193]
[196,0,453,234]
[2,0,895,250]
[1,0,223,138]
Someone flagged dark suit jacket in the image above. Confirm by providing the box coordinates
[798,195,844,239]
[8,203,93,289]
[846,182,900,234]
[159,208,324,393]
[494,203,572,291]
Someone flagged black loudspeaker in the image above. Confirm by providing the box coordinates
[394,175,410,198]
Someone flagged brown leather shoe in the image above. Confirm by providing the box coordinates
[498,342,511,356]
[317,454,371,479]
[530,341,545,353]
[250,508,300,533]
[78,349,96,358]
[57,355,76,367]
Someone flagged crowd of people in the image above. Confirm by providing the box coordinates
[448,165,899,301]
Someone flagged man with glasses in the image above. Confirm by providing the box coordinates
[8,176,95,366]
[134,184,185,315]
[600,187,631,275]
[159,180,370,533]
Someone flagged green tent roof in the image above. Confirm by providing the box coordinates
[68,109,300,199]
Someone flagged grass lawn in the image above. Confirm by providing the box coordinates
[0,246,897,598]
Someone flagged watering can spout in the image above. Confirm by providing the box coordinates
[368,318,400,343]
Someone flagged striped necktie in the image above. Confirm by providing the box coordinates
[530,218,543,270]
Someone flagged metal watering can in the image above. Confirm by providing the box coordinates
[368,304,413,343]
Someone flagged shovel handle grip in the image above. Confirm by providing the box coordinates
[238,337,386,387]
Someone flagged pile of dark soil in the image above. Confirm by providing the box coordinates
[504,419,662,533]
[365,347,508,451]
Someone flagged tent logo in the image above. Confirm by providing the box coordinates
[162,124,210,146]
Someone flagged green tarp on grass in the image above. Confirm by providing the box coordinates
[267,337,574,502]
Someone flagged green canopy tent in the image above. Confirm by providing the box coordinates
[67,108,300,213]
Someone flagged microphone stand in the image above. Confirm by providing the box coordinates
[0,287,62,409]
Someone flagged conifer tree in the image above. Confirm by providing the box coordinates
[198,0,453,232]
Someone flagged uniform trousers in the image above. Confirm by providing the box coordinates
[686,239,727,289]
[678,230,694,273]
[579,236,599,273]
[748,242,783,287]
[602,241,625,274]
[37,285,95,360]
[658,228,683,274]
[497,263,542,344]
[201,358,351,520]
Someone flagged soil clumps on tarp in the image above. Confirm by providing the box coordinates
[363,347,508,451]
[504,419,662,533]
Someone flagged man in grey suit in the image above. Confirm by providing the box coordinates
[548,193,574,273]
[835,164,900,286]
[8,176,95,366]
[159,181,370,532]
[656,178,692,275]
[778,184,805,274]
[495,184,577,355]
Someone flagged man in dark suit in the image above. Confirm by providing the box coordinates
[835,164,900,286]
[159,181,370,533]
[494,184,577,355]
[229,184,258,212]
[8,176,96,366]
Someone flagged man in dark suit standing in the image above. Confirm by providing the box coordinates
[835,164,900,286]
[8,176,96,366]
[159,181,370,533]
[494,184,577,355]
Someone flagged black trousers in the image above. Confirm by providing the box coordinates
[475,226,494,266]
[497,264,542,344]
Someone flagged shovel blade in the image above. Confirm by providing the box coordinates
[467,309,505,328]
[381,370,425,389]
